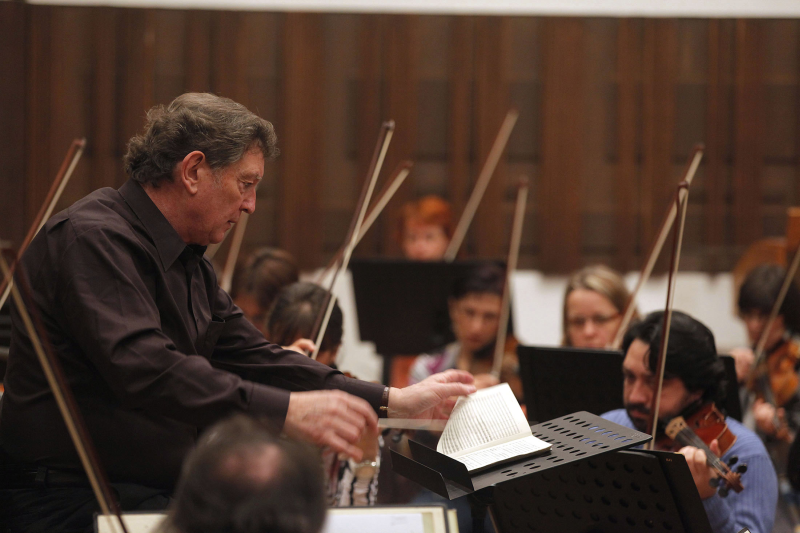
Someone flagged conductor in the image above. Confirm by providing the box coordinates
[0,93,475,532]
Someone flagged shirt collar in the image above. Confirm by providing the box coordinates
[119,180,200,271]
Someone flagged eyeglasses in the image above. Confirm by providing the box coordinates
[566,313,620,329]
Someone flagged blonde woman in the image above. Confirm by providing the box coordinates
[562,265,634,349]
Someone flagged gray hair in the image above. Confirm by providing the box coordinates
[124,93,278,187]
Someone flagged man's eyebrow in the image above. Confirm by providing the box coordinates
[239,170,263,181]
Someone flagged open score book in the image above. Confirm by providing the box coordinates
[437,383,551,472]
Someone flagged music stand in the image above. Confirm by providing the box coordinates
[350,259,503,383]
[719,355,743,421]
[518,346,623,423]
[391,411,712,533]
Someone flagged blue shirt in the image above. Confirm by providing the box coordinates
[602,409,777,533]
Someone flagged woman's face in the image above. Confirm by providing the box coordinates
[565,289,622,349]
[402,221,449,261]
[449,293,502,354]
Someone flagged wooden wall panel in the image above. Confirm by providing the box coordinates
[278,13,324,268]
[733,20,764,246]
[447,17,474,229]
[473,17,511,259]
[641,20,678,254]
[353,15,384,257]
[615,19,641,272]
[184,11,212,92]
[540,18,584,272]
[90,8,119,192]
[380,15,420,257]
[11,7,800,274]
[0,1,26,247]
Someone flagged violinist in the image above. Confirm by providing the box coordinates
[734,264,800,436]
[734,264,800,532]
[230,247,299,334]
[0,93,475,532]
[562,264,634,349]
[603,311,777,533]
[397,196,453,261]
[409,263,521,399]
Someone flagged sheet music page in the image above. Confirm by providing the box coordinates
[323,512,426,533]
[455,435,551,472]
[436,383,532,457]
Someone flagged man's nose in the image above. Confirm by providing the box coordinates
[242,192,256,214]
[628,380,650,404]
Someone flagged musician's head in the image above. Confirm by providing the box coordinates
[449,263,505,354]
[397,196,453,261]
[124,93,278,246]
[563,265,632,349]
[232,248,299,333]
[738,264,800,347]
[266,282,343,366]
[621,311,724,433]
[167,415,326,533]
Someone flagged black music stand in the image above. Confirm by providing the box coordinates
[518,346,623,423]
[350,259,502,383]
[391,412,713,533]
[719,355,743,421]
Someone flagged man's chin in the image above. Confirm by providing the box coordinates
[626,411,649,433]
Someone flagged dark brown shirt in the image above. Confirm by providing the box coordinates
[0,180,383,489]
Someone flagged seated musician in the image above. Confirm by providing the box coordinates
[0,93,475,532]
[732,264,800,435]
[165,415,326,533]
[409,263,521,398]
[603,310,777,533]
[562,264,633,349]
[230,247,299,334]
[397,195,453,261]
[733,264,800,532]
[266,281,381,507]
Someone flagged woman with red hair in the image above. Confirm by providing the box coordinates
[397,196,454,261]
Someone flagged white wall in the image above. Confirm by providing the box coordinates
[512,271,748,351]
[329,269,749,383]
[19,0,800,18]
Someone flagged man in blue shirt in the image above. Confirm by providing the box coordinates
[603,310,777,533]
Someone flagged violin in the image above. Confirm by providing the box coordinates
[656,403,747,497]
[750,337,800,410]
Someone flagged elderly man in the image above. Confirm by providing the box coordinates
[0,93,474,532]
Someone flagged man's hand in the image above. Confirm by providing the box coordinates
[730,347,755,383]
[284,338,315,355]
[283,390,377,461]
[388,369,476,420]
[678,439,720,500]
[753,398,783,436]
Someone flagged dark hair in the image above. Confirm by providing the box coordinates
[232,248,299,310]
[451,263,506,301]
[622,310,725,405]
[167,415,326,533]
[266,282,343,353]
[738,264,800,334]
[124,93,278,187]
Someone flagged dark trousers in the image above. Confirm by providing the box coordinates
[0,483,170,533]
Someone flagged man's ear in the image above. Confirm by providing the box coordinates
[177,151,207,195]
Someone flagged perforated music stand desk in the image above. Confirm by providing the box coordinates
[518,346,624,423]
[350,259,496,356]
[391,411,712,533]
